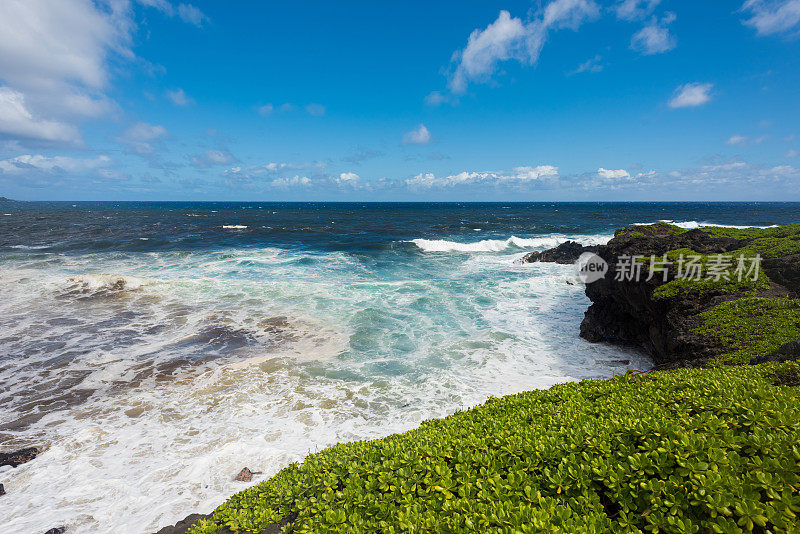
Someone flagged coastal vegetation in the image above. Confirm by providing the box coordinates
[184,223,800,534]
[188,363,800,534]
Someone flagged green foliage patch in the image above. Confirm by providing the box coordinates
[189,364,800,534]
[693,298,800,365]
[699,224,800,258]
[652,248,770,299]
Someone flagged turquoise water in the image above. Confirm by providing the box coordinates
[0,202,798,532]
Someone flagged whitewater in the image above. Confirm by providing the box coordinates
[1,202,797,533]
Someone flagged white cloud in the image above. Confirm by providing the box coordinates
[597,167,631,179]
[192,149,236,168]
[405,165,558,188]
[741,0,800,36]
[166,88,192,106]
[727,135,748,145]
[0,87,81,144]
[118,122,168,155]
[631,13,677,54]
[510,165,559,180]
[257,104,274,116]
[0,154,111,174]
[570,54,603,74]
[224,162,326,182]
[402,124,432,145]
[0,0,135,145]
[669,82,713,108]
[270,175,312,188]
[615,0,661,20]
[306,103,326,116]
[337,172,360,184]
[177,3,208,27]
[448,1,599,93]
[786,149,799,158]
[424,91,454,106]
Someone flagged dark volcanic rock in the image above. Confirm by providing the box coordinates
[0,447,38,468]
[521,241,600,264]
[154,513,210,534]
[0,483,5,496]
[753,338,800,364]
[44,528,66,534]
[762,254,800,297]
[579,224,797,368]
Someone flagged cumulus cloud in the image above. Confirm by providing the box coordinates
[166,88,192,106]
[118,122,168,155]
[0,87,81,144]
[631,13,677,55]
[270,175,312,188]
[786,149,798,158]
[405,165,558,188]
[337,172,360,184]
[224,162,326,183]
[0,0,135,145]
[597,167,631,179]
[741,0,800,36]
[669,82,713,108]
[615,0,661,20]
[402,124,432,145]
[448,1,599,93]
[0,154,111,174]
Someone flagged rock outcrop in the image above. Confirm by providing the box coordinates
[521,241,599,264]
[0,447,38,468]
[574,223,800,368]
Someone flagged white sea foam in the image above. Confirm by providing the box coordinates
[221,225,248,229]
[64,273,150,293]
[408,234,610,253]
[635,220,780,230]
[0,239,648,533]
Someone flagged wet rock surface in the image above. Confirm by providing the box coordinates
[521,241,600,264]
[0,447,39,468]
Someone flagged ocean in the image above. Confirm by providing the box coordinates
[1,201,799,533]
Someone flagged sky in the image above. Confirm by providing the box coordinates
[0,0,800,201]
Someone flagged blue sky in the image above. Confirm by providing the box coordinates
[0,0,799,201]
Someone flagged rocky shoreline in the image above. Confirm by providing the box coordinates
[9,223,800,533]
[523,222,800,368]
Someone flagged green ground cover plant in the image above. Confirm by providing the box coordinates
[189,363,800,534]
[693,298,800,365]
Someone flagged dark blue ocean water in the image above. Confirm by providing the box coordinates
[1,201,798,532]
[2,201,799,253]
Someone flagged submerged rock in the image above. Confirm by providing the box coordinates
[0,447,38,468]
[521,241,600,264]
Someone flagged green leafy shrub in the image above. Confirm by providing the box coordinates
[692,298,800,365]
[189,364,800,534]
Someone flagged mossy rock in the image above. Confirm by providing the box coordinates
[693,297,800,365]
